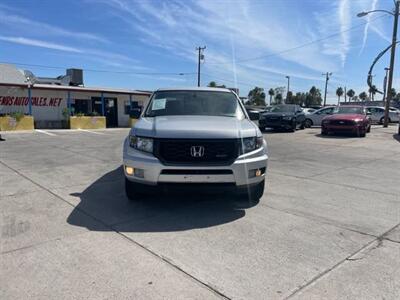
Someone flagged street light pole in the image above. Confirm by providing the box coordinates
[383,67,390,106]
[196,46,206,87]
[384,0,399,127]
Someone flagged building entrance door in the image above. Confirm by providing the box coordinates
[92,97,118,127]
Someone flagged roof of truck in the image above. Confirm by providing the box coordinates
[156,87,233,93]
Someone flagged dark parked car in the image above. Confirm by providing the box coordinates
[321,106,371,137]
[259,104,306,132]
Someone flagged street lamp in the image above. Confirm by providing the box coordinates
[358,2,399,127]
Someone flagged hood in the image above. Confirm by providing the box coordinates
[131,115,258,139]
[262,112,295,117]
[324,114,366,120]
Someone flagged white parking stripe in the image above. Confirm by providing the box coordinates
[78,129,105,135]
[36,130,57,136]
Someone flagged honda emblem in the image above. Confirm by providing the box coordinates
[190,146,205,157]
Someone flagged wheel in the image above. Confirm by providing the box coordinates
[380,117,391,124]
[289,120,296,132]
[366,124,371,133]
[304,119,313,128]
[299,121,305,130]
[125,178,145,201]
[246,180,265,201]
[321,129,328,135]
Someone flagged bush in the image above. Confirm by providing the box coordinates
[9,112,24,122]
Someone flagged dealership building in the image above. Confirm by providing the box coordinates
[0,64,151,128]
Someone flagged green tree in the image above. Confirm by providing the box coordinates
[207,81,226,88]
[346,89,355,102]
[268,88,275,105]
[390,88,397,98]
[359,92,368,101]
[248,87,266,106]
[274,93,283,105]
[336,87,344,103]
[309,86,322,106]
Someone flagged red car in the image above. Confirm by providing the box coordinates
[321,106,371,137]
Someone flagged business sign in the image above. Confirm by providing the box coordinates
[0,96,63,107]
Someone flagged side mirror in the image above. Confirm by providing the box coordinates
[248,111,259,121]
[130,108,142,119]
[366,111,372,116]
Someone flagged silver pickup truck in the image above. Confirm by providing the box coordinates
[123,87,268,200]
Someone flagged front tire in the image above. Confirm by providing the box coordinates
[304,119,312,128]
[246,180,265,201]
[380,117,391,124]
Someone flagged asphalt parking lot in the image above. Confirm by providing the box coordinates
[1,126,399,299]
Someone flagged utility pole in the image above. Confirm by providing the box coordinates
[196,46,206,87]
[384,0,399,127]
[383,67,390,106]
[285,76,290,103]
[344,86,347,103]
[322,72,332,106]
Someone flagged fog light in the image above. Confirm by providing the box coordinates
[134,168,144,178]
[255,169,262,177]
[125,166,134,175]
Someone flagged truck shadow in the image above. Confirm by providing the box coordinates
[67,166,257,233]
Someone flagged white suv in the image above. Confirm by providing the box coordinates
[123,87,268,201]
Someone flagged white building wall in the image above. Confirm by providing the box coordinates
[0,86,150,127]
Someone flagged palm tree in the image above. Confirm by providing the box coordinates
[248,87,266,106]
[268,88,274,105]
[346,89,355,102]
[336,87,344,104]
[359,92,368,101]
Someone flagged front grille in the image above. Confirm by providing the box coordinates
[154,139,239,165]
[330,120,355,126]
[265,116,281,123]
[161,169,233,175]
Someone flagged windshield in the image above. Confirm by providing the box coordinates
[145,91,244,118]
[269,105,296,113]
[334,106,365,114]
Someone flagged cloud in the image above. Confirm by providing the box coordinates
[0,11,108,43]
[98,0,344,91]
[315,0,352,67]
[0,36,83,53]
[360,0,379,54]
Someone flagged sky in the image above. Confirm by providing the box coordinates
[0,0,398,104]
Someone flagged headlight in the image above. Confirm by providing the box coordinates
[240,136,263,154]
[129,135,153,153]
[354,118,363,123]
[282,116,292,120]
[322,119,330,124]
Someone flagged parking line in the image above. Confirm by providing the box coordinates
[36,130,57,136]
[78,129,105,135]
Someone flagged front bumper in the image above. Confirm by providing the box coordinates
[123,138,268,187]
[259,118,293,129]
[322,123,365,133]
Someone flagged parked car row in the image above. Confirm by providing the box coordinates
[259,104,373,137]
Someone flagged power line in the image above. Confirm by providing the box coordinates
[206,14,388,65]
[0,61,196,76]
